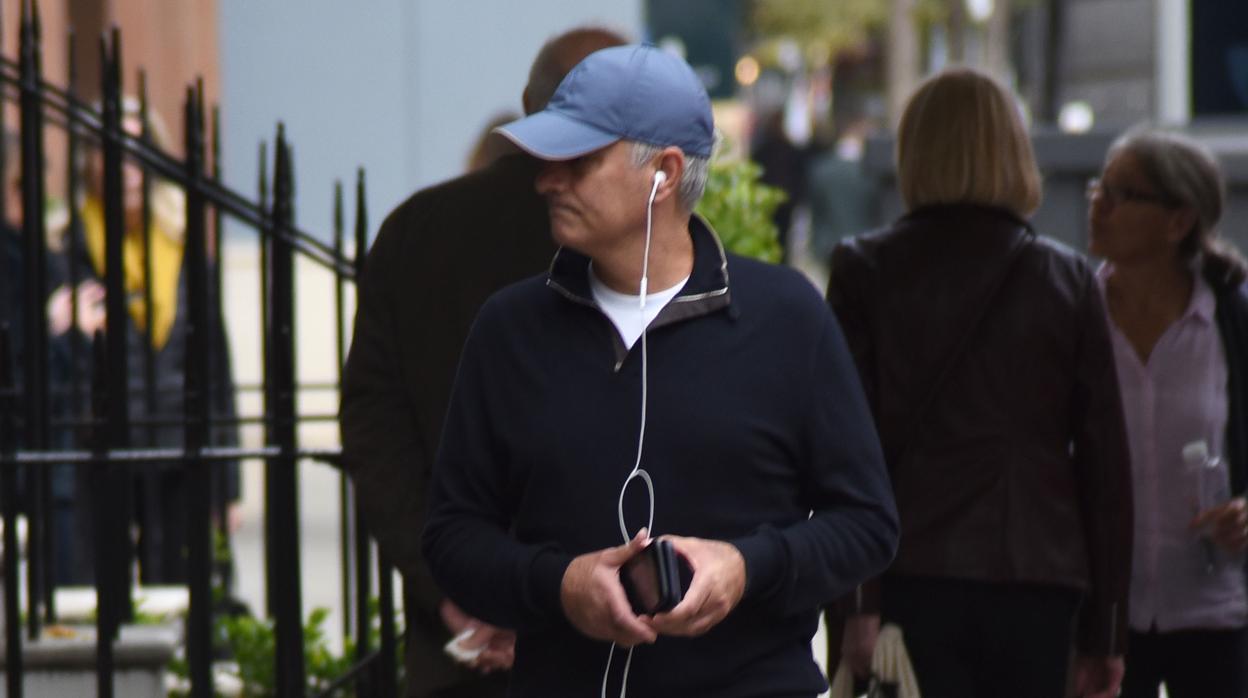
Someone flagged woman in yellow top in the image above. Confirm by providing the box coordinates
[55,98,241,586]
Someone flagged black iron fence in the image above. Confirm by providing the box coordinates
[0,2,396,696]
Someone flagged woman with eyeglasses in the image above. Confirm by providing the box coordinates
[1088,129,1248,698]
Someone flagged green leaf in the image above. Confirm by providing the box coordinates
[696,154,786,263]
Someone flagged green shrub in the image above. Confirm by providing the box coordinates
[696,157,786,263]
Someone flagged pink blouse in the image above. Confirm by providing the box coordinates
[1097,264,1247,632]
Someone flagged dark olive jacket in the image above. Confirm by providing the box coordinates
[828,204,1133,655]
[340,154,554,696]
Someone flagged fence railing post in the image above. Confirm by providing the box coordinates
[138,70,159,458]
[377,551,397,696]
[95,27,134,698]
[1,326,24,698]
[89,330,114,698]
[19,0,51,637]
[65,27,86,425]
[349,168,377,692]
[1,19,385,695]
[333,180,356,650]
[265,125,307,697]
[183,80,215,698]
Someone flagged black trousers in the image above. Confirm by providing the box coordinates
[1122,626,1247,698]
[881,574,1081,698]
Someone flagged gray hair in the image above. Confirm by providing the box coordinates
[630,141,710,212]
[1108,128,1223,259]
[1108,127,1248,286]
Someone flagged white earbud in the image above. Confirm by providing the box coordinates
[653,170,667,187]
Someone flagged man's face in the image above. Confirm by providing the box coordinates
[535,141,651,256]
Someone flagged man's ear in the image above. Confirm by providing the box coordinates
[521,87,535,116]
[653,147,685,206]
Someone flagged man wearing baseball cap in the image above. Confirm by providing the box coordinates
[422,45,897,696]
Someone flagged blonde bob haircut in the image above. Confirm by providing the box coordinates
[896,68,1041,216]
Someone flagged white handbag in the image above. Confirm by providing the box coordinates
[828,623,921,698]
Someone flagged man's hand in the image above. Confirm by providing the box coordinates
[560,529,657,647]
[841,613,880,679]
[646,535,744,637]
[1191,497,1248,554]
[438,598,516,673]
[455,624,516,673]
[1073,655,1124,698]
[439,598,476,636]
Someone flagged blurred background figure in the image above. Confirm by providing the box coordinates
[465,111,521,173]
[1088,128,1248,698]
[51,98,242,587]
[828,68,1131,698]
[0,127,92,587]
[749,106,807,261]
[806,113,878,267]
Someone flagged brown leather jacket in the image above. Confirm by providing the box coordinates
[828,204,1132,655]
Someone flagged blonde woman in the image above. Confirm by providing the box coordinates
[827,68,1131,697]
[57,99,241,585]
[1088,129,1248,698]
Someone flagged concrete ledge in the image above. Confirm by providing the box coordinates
[0,624,177,698]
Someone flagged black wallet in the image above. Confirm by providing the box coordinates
[619,538,685,615]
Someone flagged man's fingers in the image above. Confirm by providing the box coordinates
[601,528,649,567]
[473,647,512,672]
[648,578,710,636]
[606,582,656,645]
[461,625,493,650]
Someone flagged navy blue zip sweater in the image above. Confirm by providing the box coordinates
[423,217,898,697]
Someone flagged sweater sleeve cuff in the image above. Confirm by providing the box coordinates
[729,530,783,600]
[528,548,575,619]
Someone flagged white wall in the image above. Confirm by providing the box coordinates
[219,0,642,247]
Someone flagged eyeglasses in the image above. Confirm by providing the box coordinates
[1086,178,1179,208]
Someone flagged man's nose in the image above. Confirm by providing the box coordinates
[535,161,568,195]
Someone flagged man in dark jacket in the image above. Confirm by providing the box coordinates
[421,45,898,697]
[339,27,626,698]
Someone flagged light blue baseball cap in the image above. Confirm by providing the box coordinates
[495,44,714,161]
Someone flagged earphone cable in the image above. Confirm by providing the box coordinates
[604,171,664,698]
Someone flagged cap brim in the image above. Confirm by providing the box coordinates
[493,110,619,161]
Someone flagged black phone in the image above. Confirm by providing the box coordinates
[619,538,685,615]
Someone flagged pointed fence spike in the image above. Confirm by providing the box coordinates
[355,168,368,271]
[212,105,222,178]
[66,26,76,88]
[110,26,121,89]
[334,181,344,240]
[258,141,269,211]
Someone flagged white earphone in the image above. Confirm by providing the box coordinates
[639,171,665,306]
[602,166,668,698]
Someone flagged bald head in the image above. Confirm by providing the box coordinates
[523,27,629,115]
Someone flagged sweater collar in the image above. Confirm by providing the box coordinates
[545,213,731,321]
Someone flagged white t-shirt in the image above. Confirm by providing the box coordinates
[589,267,689,349]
